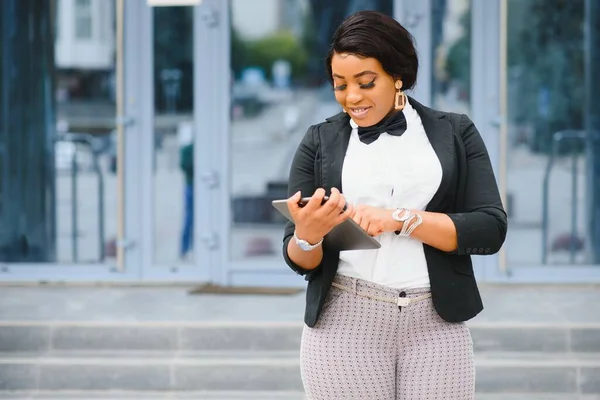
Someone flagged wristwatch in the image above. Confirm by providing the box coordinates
[293,231,323,251]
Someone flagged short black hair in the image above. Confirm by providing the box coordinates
[326,10,419,91]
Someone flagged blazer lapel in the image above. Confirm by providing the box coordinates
[320,112,352,193]
[408,97,456,211]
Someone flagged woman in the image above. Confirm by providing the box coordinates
[282,10,507,400]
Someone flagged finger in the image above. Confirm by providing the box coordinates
[334,203,354,225]
[352,212,362,227]
[347,203,356,219]
[286,191,302,213]
[326,189,346,217]
[322,187,341,215]
[336,193,348,214]
[354,204,368,218]
[360,219,370,232]
[304,188,326,211]
[368,224,382,237]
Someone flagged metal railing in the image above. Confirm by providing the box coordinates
[55,132,110,263]
[541,130,587,264]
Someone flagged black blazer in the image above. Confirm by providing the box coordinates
[282,97,508,328]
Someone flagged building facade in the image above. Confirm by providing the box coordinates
[0,0,599,285]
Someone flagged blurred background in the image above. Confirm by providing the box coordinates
[0,0,599,398]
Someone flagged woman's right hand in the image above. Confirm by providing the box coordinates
[286,187,354,244]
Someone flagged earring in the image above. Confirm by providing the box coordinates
[395,80,406,111]
[343,108,347,113]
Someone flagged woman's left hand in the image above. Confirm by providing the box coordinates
[353,205,400,236]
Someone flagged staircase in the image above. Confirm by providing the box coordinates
[0,321,598,399]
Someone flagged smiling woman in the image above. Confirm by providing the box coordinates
[326,11,418,127]
[331,57,395,124]
[282,10,507,400]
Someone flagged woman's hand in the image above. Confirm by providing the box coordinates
[353,205,400,236]
[287,187,354,244]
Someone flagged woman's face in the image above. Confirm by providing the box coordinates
[331,52,397,127]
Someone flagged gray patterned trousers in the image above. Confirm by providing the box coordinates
[300,274,475,400]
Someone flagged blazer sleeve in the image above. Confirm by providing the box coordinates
[447,114,508,255]
[282,125,322,275]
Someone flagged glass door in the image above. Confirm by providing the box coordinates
[497,0,600,282]
[0,0,142,282]
[150,5,201,276]
[221,0,397,286]
[130,0,212,282]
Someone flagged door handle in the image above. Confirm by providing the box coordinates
[201,170,220,189]
[202,232,219,250]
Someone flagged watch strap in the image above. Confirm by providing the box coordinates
[293,231,323,251]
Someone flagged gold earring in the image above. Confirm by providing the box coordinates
[395,80,406,111]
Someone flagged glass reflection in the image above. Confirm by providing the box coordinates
[53,0,118,264]
[229,0,394,261]
[505,0,600,266]
[152,6,195,265]
[431,0,471,114]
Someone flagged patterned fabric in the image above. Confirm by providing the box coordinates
[300,274,475,400]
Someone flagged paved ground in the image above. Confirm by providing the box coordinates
[0,281,599,325]
[1,393,598,400]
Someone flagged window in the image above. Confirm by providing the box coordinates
[504,0,600,267]
[75,0,93,40]
[228,0,395,262]
[431,0,472,115]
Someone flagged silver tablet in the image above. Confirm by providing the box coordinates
[271,199,381,251]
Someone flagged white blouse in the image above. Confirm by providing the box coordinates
[337,99,443,289]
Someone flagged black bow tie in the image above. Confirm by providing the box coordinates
[355,110,407,145]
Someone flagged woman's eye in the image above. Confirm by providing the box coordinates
[360,80,376,89]
[334,79,375,91]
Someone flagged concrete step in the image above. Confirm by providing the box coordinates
[475,396,600,400]
[0,392,599,400]
[0,391,307,399]
[0,352,598,394]
[1,322,599,354]
[475,352,600,394]
[0,353,302,392]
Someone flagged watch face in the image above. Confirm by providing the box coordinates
[297,240,312,251]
